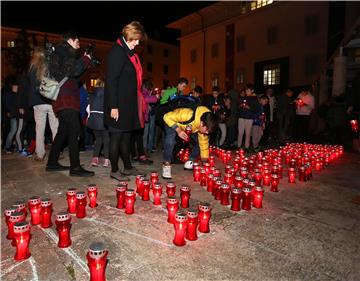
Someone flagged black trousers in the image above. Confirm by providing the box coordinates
[130,129,145,158]
[109,131,132,172]
[47,109,82,168]
[294,115,310,142]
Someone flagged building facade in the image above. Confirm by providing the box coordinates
[1,27,179,91]
[167,1,360,98]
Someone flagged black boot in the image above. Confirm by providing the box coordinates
[46,162,70,171]
[69,166,95,177]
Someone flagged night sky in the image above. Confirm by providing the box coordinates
[2,1,215,44]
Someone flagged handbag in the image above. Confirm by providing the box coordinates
[39,76,68,101]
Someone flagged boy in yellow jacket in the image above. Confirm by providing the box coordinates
[162,106,218,179]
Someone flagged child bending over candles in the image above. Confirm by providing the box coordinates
[161,106,218,179]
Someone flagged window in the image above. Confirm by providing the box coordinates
[236,68,246,84]
[191,77,197,89]
[163,65,168,75]
[305,15,319,35]
[263,65,280,85]
[90,79,97,87]
[147,62,153,72]
[236,36,245,52]
[304,55,319,76]
[251,0,273,11]
[212,73,219,87]
[163,49,169,58]
[147,45,153,54]
[7,41,15,48]
[211,43,219,58]
[190,49,197,63]
[267,26,278,45]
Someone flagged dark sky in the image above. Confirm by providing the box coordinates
[2,1,215,44]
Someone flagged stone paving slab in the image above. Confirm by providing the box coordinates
[1,149,360,281]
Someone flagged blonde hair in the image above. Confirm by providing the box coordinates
[122,21,147,42]
[29,47,47,81]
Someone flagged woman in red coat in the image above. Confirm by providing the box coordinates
[104,21,147,181]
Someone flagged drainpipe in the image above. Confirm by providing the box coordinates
[196,12,206,91]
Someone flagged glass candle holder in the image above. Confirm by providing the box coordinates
[28,196,41,225]
[136,176,145,196]
[166,182,176,197]
[87,242,109,281]
[254,172,262,186]
[13,221,31,261]
[66,188,77,214]
[55,212,72,248]
[220,183,231,206]
[135,174,143,194]
[40,198,53,228]
[87,184,98,208]
[76,192,87,219]
[215,181,223,201]
[235,176,244,188]
[166,197,179,224]
[242,178,249,188]
[213,169,222,178]
[224,173,233,186]
[225,164,232,174]
[198,202,211,233]
[231,188,242,211]
[241,187,252,211]
[115,185,127,209]
[200,169,207,186]
[152,183,163,205]
[125,189,136,215]
[186,208,198,241]
[288,167,296,183]
[298,166,306,182]
[7,211,25,242]
[240,167,248,179]
[270,174,279,192]
[150,171,159,188]
[13,200,27,217]
[262,169,271,186]
[350,119,359,132]
[4,206,17,238]
[252,186,264,208]
[141,180,151,201]
[173,212,188,246]
[193,164,201,182]
[203,162,211,175]
[209,155,215,167]
[206,174,214,193]
[180,185,191,208]
[278,164,283,178]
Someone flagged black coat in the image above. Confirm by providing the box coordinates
[104,41,140,131]
[87,87,105,131]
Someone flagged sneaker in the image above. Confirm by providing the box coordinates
[122,167,146,177]
[46,163,70,171]
[184,160,194,171]
[69,166,95,177]
[91,157,99,167]
[103,159,110,168]
[162,163,172,179]
[110,171,130,181]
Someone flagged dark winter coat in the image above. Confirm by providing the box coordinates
[237,95,260,120]
[104,38,142,131]
[49,42,91,114]
[27,66,52,107]
[87,87,106,131]
[4,91,19,118]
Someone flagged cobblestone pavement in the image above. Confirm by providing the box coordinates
[1,148,360,281]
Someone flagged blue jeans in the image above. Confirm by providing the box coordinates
[143,114,156,153]
[163,126,200,162]
[5,118,17,150]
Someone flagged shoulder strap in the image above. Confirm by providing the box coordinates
[58,77,68,87]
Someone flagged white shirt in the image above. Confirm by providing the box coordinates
[296,92,315,115]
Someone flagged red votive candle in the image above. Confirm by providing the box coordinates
[76,192,87,219]
[150,171,159,188]
[125,189,136,215]
[231,188,242,211]
[254,172,262,186]
[173,212,188,246]
[288,167,296,183]
[152,183,163,205]
[180,185,191,208]
[193,165,201,182]
[28,196,41,225]
[224,173,233,186]
[235,176,244,188]
[4,206,17,237]
[262,169,271,186]
[13,221,31,261]
[241,187,252,211]
[136,176,145,196]
[7,211,25,242]
[220,183,231,205]
[40,198,53,228]
[203,162,211,175]
[55,212,72,248]
[167,197,179,224]
[206,174,214,192]
[350,119,359,132]
[278,164,283,178]
[242,178,250,188]
[142,180,151,201]
[166,182,176,197]
[213,169,222,178]
[200,169,207,186]
[240,167,248,179]
[115,185,127,209]
[298,166,306,182]
[66,188,77,214]
[186,208,198,241]
[253,186,264,208]
[270,174,280,192]
[13,200,27,217]
[87,184,98,208]
[209,155,215,167]
[87,242,108,281]
[215,181,223,201]
[198,202,211,233]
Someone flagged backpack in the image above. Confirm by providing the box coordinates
[155,96,199,127]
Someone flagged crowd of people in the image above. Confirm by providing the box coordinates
[2,21,359,180]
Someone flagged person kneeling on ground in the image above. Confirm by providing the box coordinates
[162,106,218,179]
